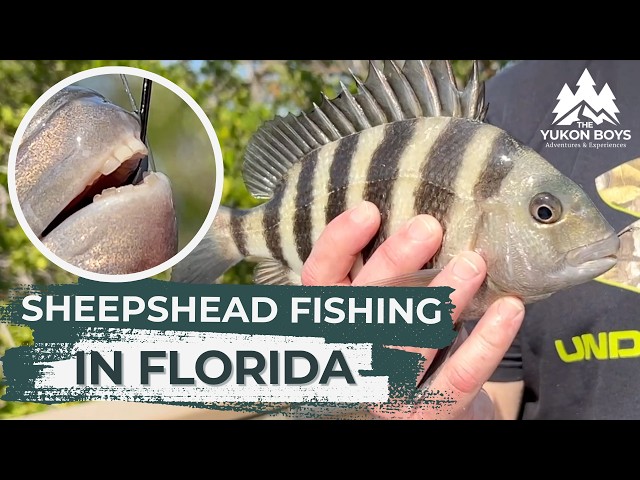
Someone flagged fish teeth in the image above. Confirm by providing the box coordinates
[93,183,138,202]
[98,137,148,176]
[93,171,159,203]
[113,138,146,163]
[126,137,148,156]
[100,156,122,175]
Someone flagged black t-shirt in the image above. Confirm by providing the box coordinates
[477,60,640,419]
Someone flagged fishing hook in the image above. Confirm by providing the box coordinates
[120,75,154,184]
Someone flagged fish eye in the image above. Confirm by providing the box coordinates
[530,192,562,224]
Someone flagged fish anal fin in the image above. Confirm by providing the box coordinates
[253,259,301,285]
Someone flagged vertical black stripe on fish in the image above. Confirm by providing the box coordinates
[262,187,288,268]
[325,133,360,224]
[294,151,319,264]
[361,119,418,262]
[473,131,518,200]
[414,119,484,223]
[414,119,484,268]
[230,211,248,257]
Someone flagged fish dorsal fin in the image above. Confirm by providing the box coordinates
[243,60,487,199]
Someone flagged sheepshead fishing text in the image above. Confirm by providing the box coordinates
[21,294,446,325]
[1,282,456,405]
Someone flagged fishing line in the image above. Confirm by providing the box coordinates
[120,74,139,114]
[618,225,638,237]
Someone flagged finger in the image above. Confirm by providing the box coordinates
[423,296,525,418]
[301,202,380,286]
[428,252,487,322]
[410,253,485,385]
[352,215,443,286]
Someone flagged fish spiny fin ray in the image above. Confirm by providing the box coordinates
[253,259,301,285]
[243,60,486,199]
[461,60,486,120]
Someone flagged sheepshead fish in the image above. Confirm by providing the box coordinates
[15,86,178,274]
[172,60,618,320]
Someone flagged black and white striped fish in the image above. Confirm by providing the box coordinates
[172,60,619,320]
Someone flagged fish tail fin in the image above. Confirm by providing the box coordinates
[171,206,244,283]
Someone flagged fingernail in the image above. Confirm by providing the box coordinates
[407,215,436,241]
[350,202,374,224]
[451,253,481,280]
[497,297,525,321]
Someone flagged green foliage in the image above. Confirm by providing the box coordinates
[0,59,509,418]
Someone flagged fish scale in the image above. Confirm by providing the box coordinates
[262,183,287,267]
[293,149,318,265]
[361,120,418,262]
[173,60,618,327]
[415,120,481,228]
[440,125,505,267]
[342,125,386,216]
[325,133,360,224]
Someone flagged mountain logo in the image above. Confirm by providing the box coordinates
[552,68,620,126]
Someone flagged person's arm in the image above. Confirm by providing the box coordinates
[302,201,525,419]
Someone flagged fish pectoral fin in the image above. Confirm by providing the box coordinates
[253,259,301,286]
[364,268,443,287]
[417,326,464,390]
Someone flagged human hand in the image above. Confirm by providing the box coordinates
[301,201,525,419]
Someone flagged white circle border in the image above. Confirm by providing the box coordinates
[7,65,224,283]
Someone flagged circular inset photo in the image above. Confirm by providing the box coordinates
[8,66,222,282]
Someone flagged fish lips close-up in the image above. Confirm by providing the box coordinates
[41,170,178,275]
[40,136,150,238]
[15,86,178,275]
[564,233,620,279]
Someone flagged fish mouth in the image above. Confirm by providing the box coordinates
[41,136,148,238]
[41,170,177,275]
[565,234,619,277]
[16,84,179,275]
